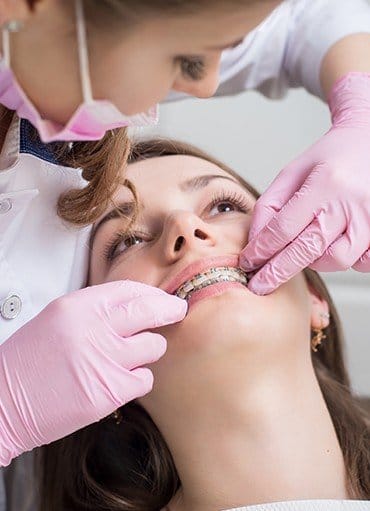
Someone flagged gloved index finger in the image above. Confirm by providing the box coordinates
[248,154,315,241]
[247,215,339,295]
[93,279,176,306]
[240,181,320,272]
[110,292,187,337]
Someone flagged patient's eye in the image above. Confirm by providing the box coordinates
[104,232,146,261]
[212,201,237,214]
[208,190,251,217]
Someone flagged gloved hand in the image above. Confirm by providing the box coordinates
[0,280,187,466]
[240,72,370,295]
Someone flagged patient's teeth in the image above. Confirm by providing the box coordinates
[195,274,208,284]
[175,266,248,300]
[183,281,194,293]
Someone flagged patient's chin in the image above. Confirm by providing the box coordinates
[161,287,273,353]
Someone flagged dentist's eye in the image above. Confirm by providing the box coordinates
[177,56,206,80]
[103,231,147,262]
[208,190,251,217]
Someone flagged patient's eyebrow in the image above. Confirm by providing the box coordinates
[180,174,240,191]
[90,201,136,248]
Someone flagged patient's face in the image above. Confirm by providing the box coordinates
[90,155,315,418]
[90,154,256,288]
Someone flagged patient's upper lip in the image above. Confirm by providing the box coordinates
[164,255,240,295]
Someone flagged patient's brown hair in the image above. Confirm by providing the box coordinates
[38,139,370,511]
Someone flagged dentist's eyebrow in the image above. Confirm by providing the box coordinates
[206,38,244,51]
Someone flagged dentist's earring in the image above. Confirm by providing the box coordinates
[311,312,330,352]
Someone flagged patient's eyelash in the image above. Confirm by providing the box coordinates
[102,228,148,262]
[207,190,252,215]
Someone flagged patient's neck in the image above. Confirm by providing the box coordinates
[150,350,348,511]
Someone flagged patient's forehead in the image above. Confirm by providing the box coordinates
[125,154,231,189]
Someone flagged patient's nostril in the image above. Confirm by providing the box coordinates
[174,236,185,251]
[194,229,207,240]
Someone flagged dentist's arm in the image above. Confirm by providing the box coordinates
[240,31,370,294]
[0,281,186,466]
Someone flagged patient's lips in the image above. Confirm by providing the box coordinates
[163,255,249,303]
[175,267,248,301]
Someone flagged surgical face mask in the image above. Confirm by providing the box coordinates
[0,0,158,143]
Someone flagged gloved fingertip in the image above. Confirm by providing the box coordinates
[170,295,188,315]
[152,333,168,358]
[157,294,188,324]
[247,279,272,296]
[238,252,254,272]
[130,367,154,396]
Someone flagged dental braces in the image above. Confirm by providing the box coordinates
[175,267,248,300]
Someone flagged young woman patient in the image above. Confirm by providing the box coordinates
[39,139,370,511]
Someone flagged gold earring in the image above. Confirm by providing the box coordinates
[311,312,330,352]
[311,328,326,352]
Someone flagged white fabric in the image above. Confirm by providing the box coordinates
[167,0,370,102]
[0,116,90,343]
[226,499,370,511]
[163,500,370,511]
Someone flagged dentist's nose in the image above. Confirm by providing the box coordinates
[163,211,216,262]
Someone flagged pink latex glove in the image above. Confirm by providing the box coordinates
[240,72,370,295]
[0,280,186,466]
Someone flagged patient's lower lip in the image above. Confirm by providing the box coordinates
[187,281,247,308]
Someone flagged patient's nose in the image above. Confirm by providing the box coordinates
[163,211,215,261]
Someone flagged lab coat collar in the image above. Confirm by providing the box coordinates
[0,116,59,172]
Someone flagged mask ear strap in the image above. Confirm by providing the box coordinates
[2,29,11,66]
[1,21,25,67]
[75,0,93,103]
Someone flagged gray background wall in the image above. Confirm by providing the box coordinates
[136,88,370,396]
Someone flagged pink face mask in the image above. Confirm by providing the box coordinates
[0,0,159,143]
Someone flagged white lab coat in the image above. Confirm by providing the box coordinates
[2,0,370,345]
[0,116,90,343]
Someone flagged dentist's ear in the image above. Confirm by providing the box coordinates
[0,0,33,26]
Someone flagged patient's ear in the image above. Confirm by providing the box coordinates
[309,288,330,329]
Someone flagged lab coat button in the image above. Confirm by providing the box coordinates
[0,199,12,214]
[1,295,22,320]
